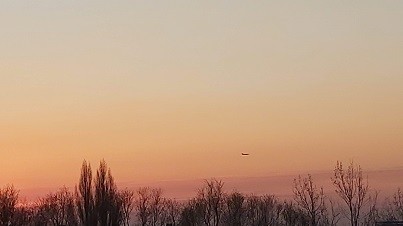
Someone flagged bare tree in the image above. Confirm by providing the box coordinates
[245,195,259,226]
[244,194,282,226]
[58,187,78,225]
[224,191,245,226]
[281,201,309,226]
[149,188,165,226]
[136,187,152,226]
[35,187,78,226]
[293,174,326,226]
[197,179,225,226]
[0,185,19,225]
[164,198,182,226]
[120,188,135,226]
[37,195,57,225]
[331,161,369,226]
[392,188,403,219]
[11,202,34,226]
[259,195,283,225]
[327,198,341,226]
[179,197,205,226]
[382,188,403,221]
[363,191,380,225]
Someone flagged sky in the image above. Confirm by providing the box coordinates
[1,1,403,191]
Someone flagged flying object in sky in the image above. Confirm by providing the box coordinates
[241,153,250,156]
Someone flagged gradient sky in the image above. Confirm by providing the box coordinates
[1,1,403,190]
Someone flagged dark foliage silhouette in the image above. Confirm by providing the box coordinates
[76,160,97,226]
[94,160,123,226]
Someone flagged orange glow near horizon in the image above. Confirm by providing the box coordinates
[1,1,403,193]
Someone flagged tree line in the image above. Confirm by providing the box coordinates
[1,160,403,225]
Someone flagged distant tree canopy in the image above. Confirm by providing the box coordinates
[1,160,403,225]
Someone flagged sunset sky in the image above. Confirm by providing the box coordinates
[1,1,403,191]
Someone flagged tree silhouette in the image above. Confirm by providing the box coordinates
[392,188,403,219]
[224,191,245,226]
[293,174,326,226]
[331,161,369,226]
[260,195,283,225]
[136,187,152,226]
[36,187,78,225]
[119,188,135,226]
[362,191,380,225]
[281,201,309,226]
[244,194,282,226]
[244,195,260,225]
[4,159,403,225]
[76,160,97,226]
[11,202,33,226]
[149,188,165,226]
[0,185,18,225]
[179,197,205,226]
[95,160,110,225]
[327,198,341,226]
[94,160,127,226]
[164,198,182,226]
[197,179,225,226]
